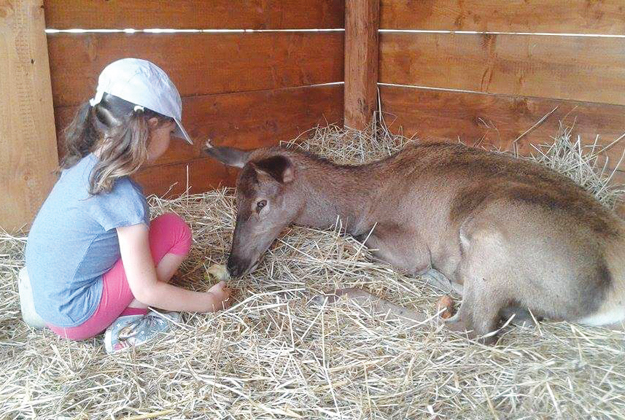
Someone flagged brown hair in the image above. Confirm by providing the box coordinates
[60,93,173,195]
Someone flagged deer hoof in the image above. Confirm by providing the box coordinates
[437,295,455,319]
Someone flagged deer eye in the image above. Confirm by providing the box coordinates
[256,200,267,212]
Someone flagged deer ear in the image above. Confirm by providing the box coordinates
[252,155,294,184]
[203,142,251,168]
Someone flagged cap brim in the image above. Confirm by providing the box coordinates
[173,118,193,145]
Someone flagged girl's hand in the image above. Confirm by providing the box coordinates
[205,281,231,312]
[118,224,230,313]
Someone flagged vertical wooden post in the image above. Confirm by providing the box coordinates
[344,0,379,130]
[0,0,58,231]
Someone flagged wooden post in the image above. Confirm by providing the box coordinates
[0,0,58,231]
[344,0,379,130]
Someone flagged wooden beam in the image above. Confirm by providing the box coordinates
[380,0,625,34]
[48,32,344,108]
[45,0,345,30]
[0,0,58,231]
[380,32,625,106]
[379,85,625,172]
[133,157,235,198]
[344,0,379,130]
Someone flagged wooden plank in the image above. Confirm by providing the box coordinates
[132,157,237,197]
[380,0,625,34]
[379,85,625,172]
[44,0,345,30]
[0,0,58,231]
[344,0,379,129]
[380,32,625,106]
[56,84,343,195]
[48,32,344,107]
[179,84,344,152]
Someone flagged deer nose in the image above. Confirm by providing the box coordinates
[227,254,248,278]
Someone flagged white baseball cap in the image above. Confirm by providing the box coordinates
[89,58,193,144]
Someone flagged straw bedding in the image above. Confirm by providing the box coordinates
[1,119,625,419]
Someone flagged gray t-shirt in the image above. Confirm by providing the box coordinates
[26,154,150,328]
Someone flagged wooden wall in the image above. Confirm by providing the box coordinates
[44,0,345,196]
[378,0,625,183]
[4,1,625,231]
[0,0,59,232]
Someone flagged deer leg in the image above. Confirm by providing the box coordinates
[316,288,430,326]
[423,268,463,295]
[444,222,514,344]
[441,272,510,344]
[312,227,513,344]
[359,225,432,276]
[499,306,540,327]
[358,227,462,295]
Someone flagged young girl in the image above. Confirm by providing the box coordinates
[25,58,230,353]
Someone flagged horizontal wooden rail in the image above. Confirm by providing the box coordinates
[379,85,625,171]
[380,32,625,106]
[380,0,625,34]
[48,32,344,108]
[44,0,345,30]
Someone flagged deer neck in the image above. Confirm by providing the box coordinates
[291,159,381,235]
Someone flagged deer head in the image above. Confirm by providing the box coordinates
[204,141,300,277]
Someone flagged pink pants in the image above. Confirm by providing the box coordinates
[48,213,192,341]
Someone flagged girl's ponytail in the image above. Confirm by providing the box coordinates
[89,106,151,195]
[60,102,99,170]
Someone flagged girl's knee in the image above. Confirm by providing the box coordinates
[151,213,192,256]
[152,212,185,227]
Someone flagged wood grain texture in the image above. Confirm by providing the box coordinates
[380,32,625,106]
[48,32,344,107]
[344,0,379,129]
[0,0,59,231]
[379,85,625,171]
[180,84,344,152]
[56,84,344,195]
[44,0,345,30]
[132,157,236,197]
[380,0,625,34]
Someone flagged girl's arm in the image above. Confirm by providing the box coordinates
[116,223,229,312]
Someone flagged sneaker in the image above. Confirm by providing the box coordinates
[104,311,181,354]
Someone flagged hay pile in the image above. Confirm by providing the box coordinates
[1,120,625,419]
[517,125,625,210]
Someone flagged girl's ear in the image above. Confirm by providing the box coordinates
[147,117,160,129]
[203,141,252,168]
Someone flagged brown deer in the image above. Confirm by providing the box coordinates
[203,139,625,343]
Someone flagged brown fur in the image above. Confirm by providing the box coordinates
[205,141,625,343]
